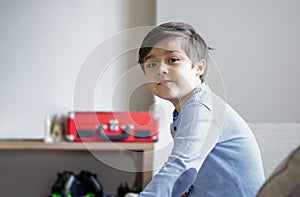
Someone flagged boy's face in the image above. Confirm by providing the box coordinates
[143,38,203,108]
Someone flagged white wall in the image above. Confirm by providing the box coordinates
[156,0,300,123]
[0,0,156,138]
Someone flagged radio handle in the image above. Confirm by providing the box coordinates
[96,125,130,141]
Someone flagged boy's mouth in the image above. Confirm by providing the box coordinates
[157,80,173,85]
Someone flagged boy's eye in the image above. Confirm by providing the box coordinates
[168,57,179,63]
[146,62,157,68]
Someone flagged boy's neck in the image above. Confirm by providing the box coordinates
[172,87,197,112]
[171,82,204,112]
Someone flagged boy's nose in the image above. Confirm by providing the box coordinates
[156,63,169,75]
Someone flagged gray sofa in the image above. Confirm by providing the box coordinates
[249,123,300,178]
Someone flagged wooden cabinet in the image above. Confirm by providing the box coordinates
[0,141,154,196]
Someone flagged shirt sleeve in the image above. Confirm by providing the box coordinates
[138,101,221,197]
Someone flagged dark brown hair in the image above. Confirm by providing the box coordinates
[138,22,210,81]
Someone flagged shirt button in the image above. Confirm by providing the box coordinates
[173,126,177,131]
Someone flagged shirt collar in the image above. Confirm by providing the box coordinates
[172,82,210,121]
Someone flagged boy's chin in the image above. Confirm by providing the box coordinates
[155,92,179,102]
[147,84,182,101]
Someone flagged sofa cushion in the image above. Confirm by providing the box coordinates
[256,146,300,197]
[249,123,300,178]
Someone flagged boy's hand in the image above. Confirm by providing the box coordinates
[124,191,189,196]
[124,192,139,197]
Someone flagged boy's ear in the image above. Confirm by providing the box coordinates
[195,59,206,76]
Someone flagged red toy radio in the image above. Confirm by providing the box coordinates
[67,111,158,142]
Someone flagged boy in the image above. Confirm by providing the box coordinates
[136,22,265,196]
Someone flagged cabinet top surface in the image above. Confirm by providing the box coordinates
[0,140,154,151]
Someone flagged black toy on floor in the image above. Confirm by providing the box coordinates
[50,170,104,197]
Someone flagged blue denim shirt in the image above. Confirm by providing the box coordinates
[139,83,265,197]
